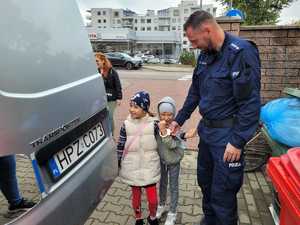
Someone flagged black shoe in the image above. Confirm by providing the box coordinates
[8,198,36,213]
[135,219,144,225]
[147,216,159,225]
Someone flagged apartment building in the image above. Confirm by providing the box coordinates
[86,0,217,55]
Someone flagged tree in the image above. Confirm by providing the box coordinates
[217,0,295,25]
[179,51,196,67]
[291,20,300,25]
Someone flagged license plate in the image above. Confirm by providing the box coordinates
[48,122,105,179]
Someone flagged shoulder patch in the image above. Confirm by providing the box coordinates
[230,43,240,50]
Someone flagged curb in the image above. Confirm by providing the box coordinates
[143,66,193,73]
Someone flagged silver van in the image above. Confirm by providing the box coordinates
[0,0,117,224]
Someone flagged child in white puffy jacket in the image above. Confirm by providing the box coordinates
[117,91,160,225]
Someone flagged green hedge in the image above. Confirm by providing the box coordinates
[179,51,196,67]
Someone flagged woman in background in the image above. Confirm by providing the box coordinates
[95,52,122,135]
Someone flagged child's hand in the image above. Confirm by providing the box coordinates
[158,120,167,135]
[185,128,197,139]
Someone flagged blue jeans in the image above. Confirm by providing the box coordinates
[0,155,22,205]
[159,162,180,213]
[107,101,117,135]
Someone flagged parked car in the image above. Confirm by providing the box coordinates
[0,1,117,225]
[134,53,155,63]
[147,58,161,64]
[134,53,147,63]
[105,52,142,70]
[163,58,178,64]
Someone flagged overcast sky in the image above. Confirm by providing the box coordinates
[76,0,300,25]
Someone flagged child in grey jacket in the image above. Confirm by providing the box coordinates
[156,96,196,225]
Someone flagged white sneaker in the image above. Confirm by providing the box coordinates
[164,212,177,225]
[156,204,167,219]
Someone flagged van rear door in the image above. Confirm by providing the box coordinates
[0,1,117,224]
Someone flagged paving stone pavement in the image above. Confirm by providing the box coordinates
[85,151,275,225]
[0,152,275,225]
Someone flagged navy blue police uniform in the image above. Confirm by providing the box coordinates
[175,32,261,225]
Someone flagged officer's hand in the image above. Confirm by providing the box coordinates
[169,121,180,136]
[184,128,197,139]
[223,143,241,162]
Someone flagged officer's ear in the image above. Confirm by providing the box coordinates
[200,23,212,37]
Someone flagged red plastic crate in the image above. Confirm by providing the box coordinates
[267,147,300,225]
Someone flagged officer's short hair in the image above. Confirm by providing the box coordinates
[184,10,214,31]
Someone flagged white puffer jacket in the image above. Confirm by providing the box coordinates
[119,115,160,186]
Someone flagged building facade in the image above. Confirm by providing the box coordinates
[86,0,217,57]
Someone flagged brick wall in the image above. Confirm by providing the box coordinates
[240,25,300,103]
[216,18,300,103]
[217,17,241,35]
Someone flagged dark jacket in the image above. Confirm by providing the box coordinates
[175,32,261,149]
[99,68,122,102]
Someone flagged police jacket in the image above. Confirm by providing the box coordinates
[175,32,261,149]
[99,68,122,102]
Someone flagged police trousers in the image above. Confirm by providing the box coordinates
[197,140,244,225]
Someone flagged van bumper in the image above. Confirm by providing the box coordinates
[10,138,117,225]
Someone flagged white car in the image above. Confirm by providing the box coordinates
[147,58,161,64]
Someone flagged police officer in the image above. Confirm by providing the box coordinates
[170,11,261,225]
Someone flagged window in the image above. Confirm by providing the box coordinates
[183,41,187,45]
[178,26,181,30]
[141,19,145,23]
[172,18,176,23]
[154,18,158,23]
[103,11,106,15]
[147,27,151,31]
[103,19,106,23]
[154,27,158,31]
[104,26,106,28]
[172,26,176,30]
[213,8,217,15]
[142,27,145,31]
[184,9,189,14]
[135,19,138,23]
[135,27,137,31]
[173,10,179,16]
[147,19,151,23]
[98,19,101,23]
[183,33,186,37]
[114,12,119,17]
[97,11,101,16]
[117,19,121,24]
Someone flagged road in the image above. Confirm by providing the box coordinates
[117,68,193,81]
